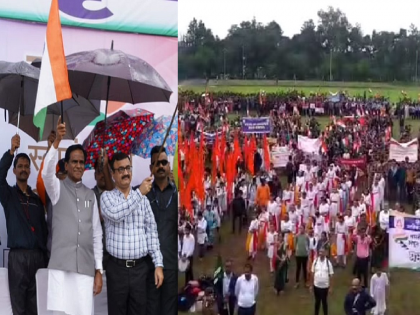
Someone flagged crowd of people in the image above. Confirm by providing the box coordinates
[177,92,420,315]
[1,118,178,315]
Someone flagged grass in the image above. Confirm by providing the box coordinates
[179,79,420,102]
[179,219,420,315]
[178,85,420,313]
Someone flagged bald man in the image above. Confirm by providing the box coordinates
[344,278,376,315]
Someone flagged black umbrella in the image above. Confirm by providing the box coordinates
[0,61,39,117]
[33,43,172,114]
[8,95,101,142]
[0,60,91,135]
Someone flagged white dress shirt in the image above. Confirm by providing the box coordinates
[378,210,389,232]
[42,146,103,315]
[223,272,233,296]
[42,146,103,270]
[181,234,195,257]
[235,274,259,308]
[196,218,207,244]
[311,257,334,288]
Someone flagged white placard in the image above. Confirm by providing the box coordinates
[389,211,420,269]
[270,147,290,167]
[297,135,321,154]
[389,138,418,162]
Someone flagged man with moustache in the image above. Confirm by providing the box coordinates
[235,263,259,315]
[142,146,178,315]
[42,118,103,315]
[101,152,164,315]
[92,150,114,269]
[0,134,48,315]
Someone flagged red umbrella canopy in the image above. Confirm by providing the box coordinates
[83,108,153,170]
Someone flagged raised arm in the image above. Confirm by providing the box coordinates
[42,120,65,206]
[92,198,103,270]
[100,189,144,222]
[0,135,20,207]
[143,197,163,267]
[42,146,60,205]
[37,131,56,206]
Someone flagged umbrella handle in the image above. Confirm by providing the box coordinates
[150,104,178,176]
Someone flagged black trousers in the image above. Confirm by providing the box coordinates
[185,256,194,286]
[217,298,235,315]
[232,213,243,234]
[355,256,370,287]
[146,268,177,315]
[237,303,256,315]
[295,256,308,283]
[8,249,46,315]
[106,256,149,315]
[313,286,328,315]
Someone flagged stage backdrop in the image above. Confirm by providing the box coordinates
[0,0,177,37]
[0,18,177,267]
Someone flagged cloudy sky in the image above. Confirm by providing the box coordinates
[179,0,420,38]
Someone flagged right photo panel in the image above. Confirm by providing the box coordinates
[178,0,420,314]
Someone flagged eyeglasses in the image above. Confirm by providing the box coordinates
[151,160,169,167]
[114,166,132,174]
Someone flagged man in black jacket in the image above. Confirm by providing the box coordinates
[142,146,178,315]
[0,134,48,315]
[215,259,238,315]
[231,190,246,234]
[344,278,376,315]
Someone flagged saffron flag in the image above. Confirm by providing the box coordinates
[173,141,178,189]
[34,0,71,138]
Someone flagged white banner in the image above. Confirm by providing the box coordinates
[270,147,290,167]
[389,211,420,269]
[0,0,177,37]
[297,135,321,154]
[389,138,418,162]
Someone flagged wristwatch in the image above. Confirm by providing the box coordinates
[96,269,103,275]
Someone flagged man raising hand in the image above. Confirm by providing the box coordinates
[42,117,103,315]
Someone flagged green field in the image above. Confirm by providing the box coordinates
[179,79,420,102]
[178,83,420,314]
[179,219,419,315]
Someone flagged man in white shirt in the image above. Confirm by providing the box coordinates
[43,118,103,315]
[378,208,390,232]
[196,211,207,260]
[311,248,334,315]
[235,263,258,315]
[181,225,195,286]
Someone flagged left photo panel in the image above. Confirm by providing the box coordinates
[0,1,178,315]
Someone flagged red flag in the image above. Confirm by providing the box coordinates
[263,134,270,171]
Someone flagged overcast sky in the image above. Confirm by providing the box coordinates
[179,0,420,38]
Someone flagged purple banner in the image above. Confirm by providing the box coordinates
[241,117,271,134]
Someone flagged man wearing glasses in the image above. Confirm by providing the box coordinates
[100,152,164,315]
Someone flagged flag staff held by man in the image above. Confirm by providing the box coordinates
[37,0,104,314]
[42,117,103,315]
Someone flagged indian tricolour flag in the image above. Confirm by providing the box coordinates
[34,0,72,139]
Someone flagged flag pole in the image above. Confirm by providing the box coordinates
[101,40,114,171]
[150,103,178,176]
[60,101,64,124]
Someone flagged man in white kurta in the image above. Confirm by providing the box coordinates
[42,121,103,315]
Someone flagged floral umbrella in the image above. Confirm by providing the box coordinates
[83,108,153,169]
[131,114,178,158]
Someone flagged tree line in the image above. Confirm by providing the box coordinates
[178,7,420,83]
